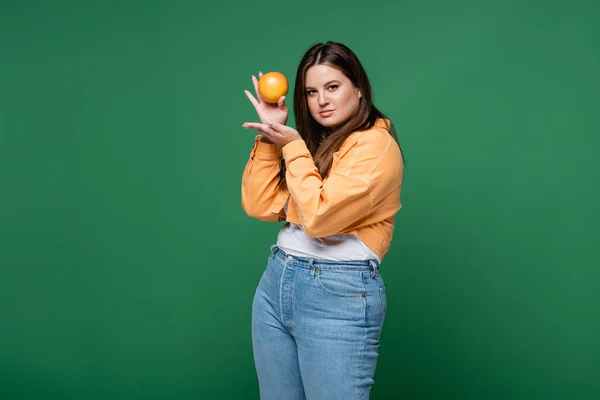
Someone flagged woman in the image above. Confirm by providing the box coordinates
[241,41,405,400]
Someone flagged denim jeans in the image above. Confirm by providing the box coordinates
[252,245,387,400]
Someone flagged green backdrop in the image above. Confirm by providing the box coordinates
[1,0,599,398]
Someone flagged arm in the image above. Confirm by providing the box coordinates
[281,129,403,237]
[241,135,287,222]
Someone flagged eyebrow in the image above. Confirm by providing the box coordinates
[305,80,340,90]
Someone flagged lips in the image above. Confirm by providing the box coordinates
[320,109,334,117]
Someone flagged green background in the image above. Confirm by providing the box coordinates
[1,0,599,398]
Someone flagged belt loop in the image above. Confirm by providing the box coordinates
[309,259,315,279]
[270,244,279,254]
[369,260,379,279]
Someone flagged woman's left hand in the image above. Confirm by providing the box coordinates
[243,120,302,147]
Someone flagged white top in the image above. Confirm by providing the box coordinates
[276,223,381,262]
[276,198,381,262]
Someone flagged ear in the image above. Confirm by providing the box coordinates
[358,90,362,98]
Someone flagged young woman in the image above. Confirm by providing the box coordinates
[241,41,405,400]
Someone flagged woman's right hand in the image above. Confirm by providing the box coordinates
[244,72,289,143]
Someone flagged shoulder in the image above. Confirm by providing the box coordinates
[332,121,403,184]
[337,120,401,161]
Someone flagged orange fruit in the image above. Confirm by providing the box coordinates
[258,72,289,103]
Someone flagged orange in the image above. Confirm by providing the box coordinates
[258,72,289,103]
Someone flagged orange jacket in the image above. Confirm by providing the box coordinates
[241,118,403,261]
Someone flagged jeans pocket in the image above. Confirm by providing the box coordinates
[315,270,366,297]
[378,286,387,340]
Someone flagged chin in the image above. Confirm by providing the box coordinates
[315,117,339,128]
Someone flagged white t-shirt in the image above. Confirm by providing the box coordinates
[276,198,381,262]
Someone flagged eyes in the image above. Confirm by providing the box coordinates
[306,85,339,96]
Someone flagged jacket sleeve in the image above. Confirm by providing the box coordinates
[241,135,286,222]
[281,129,403,237]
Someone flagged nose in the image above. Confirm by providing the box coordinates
[318,91,329,106]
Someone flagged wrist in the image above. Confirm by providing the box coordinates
[282,137,302,147]
[254,135,282,157]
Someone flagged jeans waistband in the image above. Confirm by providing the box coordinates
[270,244,380,273]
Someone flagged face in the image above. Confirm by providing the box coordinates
[304,64,361,128]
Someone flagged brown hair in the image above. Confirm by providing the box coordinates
[278,41,405,187]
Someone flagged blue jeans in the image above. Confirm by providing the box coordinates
[252,245,387,400]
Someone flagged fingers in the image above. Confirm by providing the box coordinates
[268,121,302,142]
[242,122,281,139]
[243,121,301,147]
[242,122,269,134]
[252,74,263,102]
[277,96,286,109]
[244,90,259,109]
[267,120,293,134]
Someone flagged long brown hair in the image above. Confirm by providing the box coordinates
[278,41,405,187]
